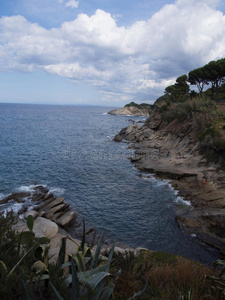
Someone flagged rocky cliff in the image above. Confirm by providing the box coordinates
[114,107,225,257]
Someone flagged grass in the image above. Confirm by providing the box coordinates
[111,250,224,300]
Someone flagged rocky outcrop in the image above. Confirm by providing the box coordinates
[114,112,225,257]
[2,186,76,228]
[108,106,149,116]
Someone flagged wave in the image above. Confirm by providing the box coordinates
[174,196,192,206]
[0,184,65,216]
[15,184,47,193]
[0,193,6,201]
[48,186,65,196]
[138,173,192,206]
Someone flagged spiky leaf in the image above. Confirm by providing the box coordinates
[70,258,80,300]
[19,269,35,300]
[50,282,64,300]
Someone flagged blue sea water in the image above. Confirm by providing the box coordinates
[0,103,218,264]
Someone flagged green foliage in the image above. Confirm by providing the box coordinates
[125,102,152,110]
[213,138,225,151]
[162,102,191,123]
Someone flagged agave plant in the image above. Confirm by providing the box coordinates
[51,219,120,300]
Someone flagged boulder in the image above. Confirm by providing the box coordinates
[33,217,58,239]
[126,124,136,134]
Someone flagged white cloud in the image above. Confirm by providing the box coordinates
[65,0,79,8]
[58,0,79,8]
[0,0,225,103]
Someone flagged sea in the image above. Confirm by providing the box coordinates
[0,103,219,264]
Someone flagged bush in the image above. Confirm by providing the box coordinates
[213,138,225,151]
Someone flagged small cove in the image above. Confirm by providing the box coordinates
[0,103,219,264]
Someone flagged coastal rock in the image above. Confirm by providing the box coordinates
[55,211,77,227]
[113,134,123,142]
[108,106,149,116]
[0,192,31,204]
[13,216,58,240]
[33,217,58,239]
[42,197,65,210]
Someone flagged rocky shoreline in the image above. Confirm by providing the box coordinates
[113,113,225,258]
[0,186,143,263]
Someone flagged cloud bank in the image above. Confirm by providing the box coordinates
[1,0,225,103]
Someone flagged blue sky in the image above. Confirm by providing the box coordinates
[1,0,225,106]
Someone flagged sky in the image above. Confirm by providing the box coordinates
[1,0,225,106]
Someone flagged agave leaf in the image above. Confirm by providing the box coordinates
[83,245,91,257]
[65,274,72,286]
[70,258,80,300]
[19,269,35,300]
[105,241,115,272]
[99,281,115,300]
[58,237,67,266]
[50,282,64,300]
[27,215,34,232]
[90,235,103,270]
[93,271,120,300]
[86,271,111,289]
[61,261,72,270]
[78,262,113,283]
[83,256,92,265]
[73,253,85,272]
[8,242,38,277]
[0,260,8,275]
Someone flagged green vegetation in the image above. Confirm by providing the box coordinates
[1,211,225,299]
[125,101,152,110]
[150,58,225,169]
